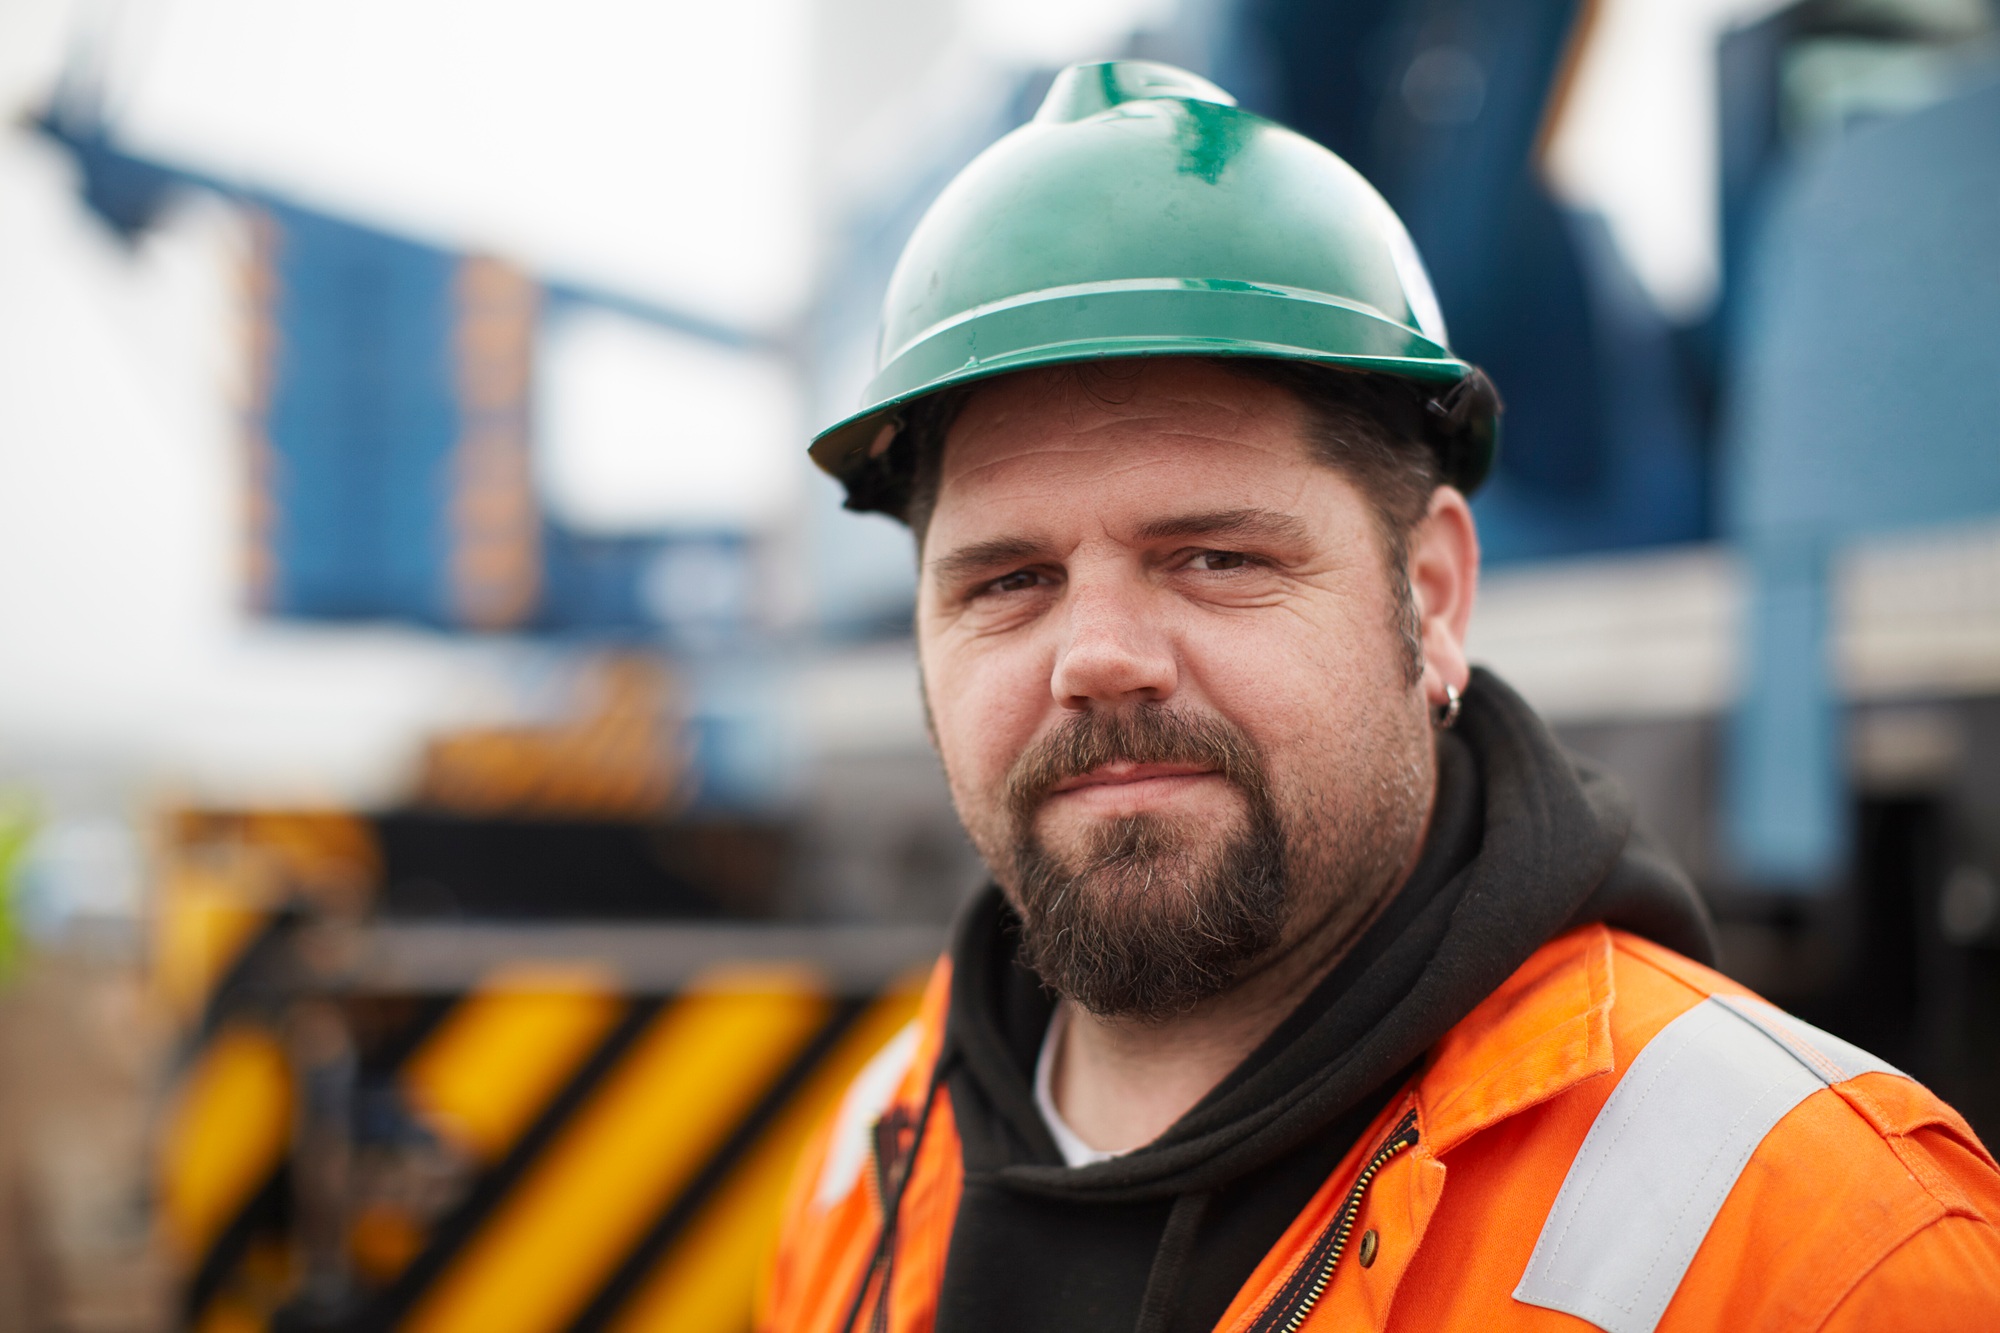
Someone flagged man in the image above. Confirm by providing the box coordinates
[764,61,2000,1333]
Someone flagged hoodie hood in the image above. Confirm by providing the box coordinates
[942,667,1715,1205]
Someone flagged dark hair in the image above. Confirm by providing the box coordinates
[894,357,1438,525]
[888,358,1443,681]
[1225,361,1441,683]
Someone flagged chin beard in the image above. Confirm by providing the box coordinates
[999,704,1289,1021]
[1011,801,1288,1021]
[993,702,1431,1023]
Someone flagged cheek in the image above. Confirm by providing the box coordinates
[920,633,1051,801]
[1183,602,1408,759]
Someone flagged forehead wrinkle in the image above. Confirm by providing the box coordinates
[970,364,1298,433]
[943,367,1310,478]
[942,422,1309,498]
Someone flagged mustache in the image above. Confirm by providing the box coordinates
[1004,706,1269,820]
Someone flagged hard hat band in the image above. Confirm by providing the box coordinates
[834,355,1498,522]
[814,280,1475,495]
[871,278,1452,384]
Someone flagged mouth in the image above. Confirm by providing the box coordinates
[1041,762,1224,815]
[1050,761,1218,793]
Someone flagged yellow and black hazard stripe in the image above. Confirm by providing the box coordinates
[161,1021,297,1331]
[151,806,943,1333]
[153,814,345,1331]
[353,968,926,1333]
[164,937,933,1333]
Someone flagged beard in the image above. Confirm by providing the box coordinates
[997,702,1428,1021]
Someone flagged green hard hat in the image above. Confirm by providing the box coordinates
[811,59,1501,513]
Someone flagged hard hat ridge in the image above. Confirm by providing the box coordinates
[811,58,1501,513]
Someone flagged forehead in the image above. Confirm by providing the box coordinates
[932,361,1325,521]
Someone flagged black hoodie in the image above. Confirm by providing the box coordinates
[928,669,1716,1333]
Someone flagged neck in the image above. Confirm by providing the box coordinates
[1050,795,1436,1156]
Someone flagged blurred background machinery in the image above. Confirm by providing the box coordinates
[146,667,937,1332]
[0,0,1995,1328]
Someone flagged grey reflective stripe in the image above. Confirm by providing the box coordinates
[1711,993,1903,1084]
[1513,995,1906,1333]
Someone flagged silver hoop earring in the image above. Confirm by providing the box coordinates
[1433,682,1461,730]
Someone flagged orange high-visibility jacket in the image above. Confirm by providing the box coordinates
[765,925,2000,1333]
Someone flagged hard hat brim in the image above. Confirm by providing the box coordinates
[810,278,1495,504]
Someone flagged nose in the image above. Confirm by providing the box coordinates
[1049,577,1179,710]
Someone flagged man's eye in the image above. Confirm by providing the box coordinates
[983,569,1041,595]
[1193,550,1250,571]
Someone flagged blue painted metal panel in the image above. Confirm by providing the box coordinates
[262,204,463,624]
[1470,211,1708,562]
[1722,73,2000,884]
[1725,77,2000,542]
[1727,536,1846,884]
[536,526,668,637]
[41,119,776,641]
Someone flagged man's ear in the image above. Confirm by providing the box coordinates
[1406,486,1479,707]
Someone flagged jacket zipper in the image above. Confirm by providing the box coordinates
[861,1106,915,1333]
[1246,1107,1422,1333]
[839,1058,948,1333]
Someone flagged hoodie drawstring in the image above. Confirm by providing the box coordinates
[1132,1189,1212,1333]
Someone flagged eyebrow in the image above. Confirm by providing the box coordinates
[927,508,1313,587]
[927,535,1049,587]
[1133,507,1313,546]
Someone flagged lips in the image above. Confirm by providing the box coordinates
[1048,761,1219,794]
[1003,708,1261,822]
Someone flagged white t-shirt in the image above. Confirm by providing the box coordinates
[1032,1001,1130,1167]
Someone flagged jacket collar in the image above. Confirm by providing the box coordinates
[1416,923,1617,1157]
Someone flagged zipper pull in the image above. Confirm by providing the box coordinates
[870,1104,914,1206]
[1249,1107,1422,1333]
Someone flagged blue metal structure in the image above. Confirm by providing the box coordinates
[1722,69,2000,883]
[1240,0,2000,889]
[40,115,780,639]
[250,205,467,624]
